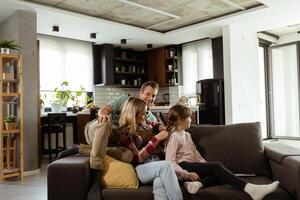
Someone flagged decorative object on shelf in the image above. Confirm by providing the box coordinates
[4,115,17,130]
[121,51,127,59]
[0,40,20,54]
[169,49,175,57]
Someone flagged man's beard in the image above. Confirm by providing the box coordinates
[147,101,154,108]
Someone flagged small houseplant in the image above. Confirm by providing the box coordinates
[52,81,85,112]
[70,86,85,113]
[51,81,72,112]
[4,115,17,130]
[0,40,20,54]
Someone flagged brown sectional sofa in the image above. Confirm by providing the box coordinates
[48,122,300,200]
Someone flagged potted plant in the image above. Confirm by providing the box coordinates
[0,40,20,54]
[52,81,85,113]
[52,81,72,112]
[4,115,17,130]
[70,86,85,113]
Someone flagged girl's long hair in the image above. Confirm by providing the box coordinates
[119,97,147,135]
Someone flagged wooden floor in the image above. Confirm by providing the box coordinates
[0,159,48,200]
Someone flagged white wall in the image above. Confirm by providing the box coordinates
[222,25,261,124]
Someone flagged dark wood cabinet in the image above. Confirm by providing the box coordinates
[93,44,114,85]
[147,47,166,87]
[148,45,182,87]
[93,44,148,87]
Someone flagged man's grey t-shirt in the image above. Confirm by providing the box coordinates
[109,95,157,128]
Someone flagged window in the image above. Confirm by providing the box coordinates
[269,42,300,138]
[38,35,93,107]
[258,40,271,139]
[182,39,213,97]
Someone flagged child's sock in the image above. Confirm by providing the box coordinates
[183,181,203,194]
[244,181,279,200]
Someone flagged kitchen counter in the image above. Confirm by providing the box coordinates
[151,105,199,124]
[151,105,199,113]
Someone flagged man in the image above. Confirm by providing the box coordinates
[98,81,159,126]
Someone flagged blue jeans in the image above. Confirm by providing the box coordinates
[135,161,183,200]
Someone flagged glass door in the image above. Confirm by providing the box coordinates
[269,42,300,138]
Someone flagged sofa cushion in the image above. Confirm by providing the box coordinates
[102,185,153,200]
[188,122,271,177]
[183,176,291,200]
[100,155,139,189]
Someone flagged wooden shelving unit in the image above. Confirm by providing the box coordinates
[0,53,23,181]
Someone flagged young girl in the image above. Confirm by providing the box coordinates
[165,104,279,200]
[115,97,183,200]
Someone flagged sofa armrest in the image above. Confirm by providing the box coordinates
[265,143,300,200]
[47,155,91,200]
[265,143,300,164]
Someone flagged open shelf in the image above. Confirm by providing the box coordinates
[0,53,23,182]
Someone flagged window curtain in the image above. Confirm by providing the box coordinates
[38,35,93,92]
[182,39,213,96]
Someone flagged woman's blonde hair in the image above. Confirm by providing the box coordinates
[167,104,192,132]
[119,97,147,134]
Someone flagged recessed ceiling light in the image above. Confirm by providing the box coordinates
[121,39,127,44]
[52,25,59,32]
[90,33,96,39]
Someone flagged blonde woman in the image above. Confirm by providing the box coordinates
[114,97,183,200]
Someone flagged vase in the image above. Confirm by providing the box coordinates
[5,122,17,130]
[51,103,63,113]
[1,48,10,54]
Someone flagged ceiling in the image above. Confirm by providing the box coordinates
[22,0,263,33]
[2,1,300,50]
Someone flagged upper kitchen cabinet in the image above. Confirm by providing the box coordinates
[93,44,148,87]
[147,47,166,87]
[148,45,182,87]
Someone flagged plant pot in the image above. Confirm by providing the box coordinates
[1,48,10,54]
[5,122,17,130]
[51,103,63,113]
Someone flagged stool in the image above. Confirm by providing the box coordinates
[90,108,100,120]
[41,113,67,162]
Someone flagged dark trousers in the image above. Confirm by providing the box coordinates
[179,161,246,191]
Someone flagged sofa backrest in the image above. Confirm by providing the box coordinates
[187,122,271,177]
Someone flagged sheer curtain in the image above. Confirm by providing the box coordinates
[182,39,213,96]
[39,35,93,92]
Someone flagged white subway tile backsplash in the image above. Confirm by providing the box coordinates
[94,85,182,106]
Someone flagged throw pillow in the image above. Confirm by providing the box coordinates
[100,155,139,189]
